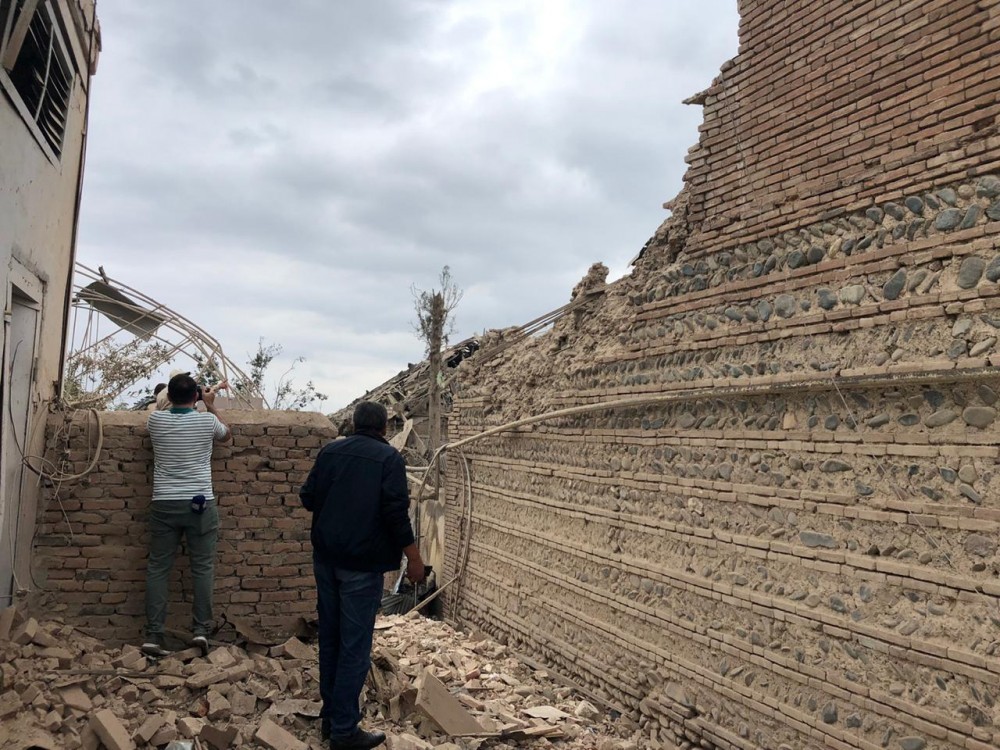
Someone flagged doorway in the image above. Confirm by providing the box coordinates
[1,285,41,604]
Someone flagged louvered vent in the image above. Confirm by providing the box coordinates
[6,0,74,158]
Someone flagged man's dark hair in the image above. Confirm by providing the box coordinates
[167,373,199,405]
[153,383,167,396]
[353,401,387,433]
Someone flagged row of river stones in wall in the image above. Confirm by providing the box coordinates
[631,175,1000,304]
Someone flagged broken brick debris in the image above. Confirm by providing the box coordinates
[89,709,135,750]
[200,722,239,749]
[0,606,17,641]
[132,713,165,744]
[255,717,307,750]
[413,669,485,736]
[0,605,633,749]
[270,636,314,661]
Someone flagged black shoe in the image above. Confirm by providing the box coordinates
[190,635,209,656]
[328,727,386,749]
[140,639,170,659]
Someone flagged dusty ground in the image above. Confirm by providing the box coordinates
[0,607,641,749]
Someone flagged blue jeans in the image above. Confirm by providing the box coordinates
[314,560,383,736]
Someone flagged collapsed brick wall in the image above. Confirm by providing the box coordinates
[31,410,336,644]
[442,3,1000,750]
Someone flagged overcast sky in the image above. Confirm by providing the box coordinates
[75,1,739,410]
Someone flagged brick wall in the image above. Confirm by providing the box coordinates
[683,0,1000,259]
[31,410,336,644]
[441,2,1000,749]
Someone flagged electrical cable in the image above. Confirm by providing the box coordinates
[417,363,1000,617]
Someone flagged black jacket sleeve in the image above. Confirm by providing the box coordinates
[380,451,415,548]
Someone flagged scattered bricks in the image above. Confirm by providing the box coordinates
[42,709,62,731]
[206,689,232,721]
[133,713,166,745]
[200,723,239,749]
[90,708,135,750]
[255,717,308,750]
[20,682,43,706]
[80,723,102,750]
[38,646,74,668]
[186,667,229,689]
[172,646,205,662]
[112,646,146,670]
[0,690,20,718]
[11,617,38,645]
[153,674,186,689]
[206,647,238,669]
[148,722,178,747]
[60,684,94,712]
[229,688,257,716]
[389,688,418,722]
[0,607,16,641]
[414,668,485,736]
[388,734,434,750]
[271,636,314,661]
[178,716,206,738]
[223,664,250,683]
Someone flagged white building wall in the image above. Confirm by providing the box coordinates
[0,0,99,603]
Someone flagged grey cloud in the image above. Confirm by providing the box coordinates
[77,1,740,408]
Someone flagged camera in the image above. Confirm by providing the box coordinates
[196,385,204,402]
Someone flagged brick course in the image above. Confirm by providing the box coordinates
[31,410,336,644]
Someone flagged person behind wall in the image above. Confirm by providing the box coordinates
[300,401,425,750]
[142,373,231,658]
[146,383,167,411]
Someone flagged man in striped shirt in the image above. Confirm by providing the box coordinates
[142,372,231,657]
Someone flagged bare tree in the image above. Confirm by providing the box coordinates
[194,339,328,410]
[412,266,462,458]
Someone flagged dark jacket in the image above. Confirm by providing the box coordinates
[299,432,415,572]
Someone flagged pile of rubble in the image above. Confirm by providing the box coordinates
[0,606,640,750]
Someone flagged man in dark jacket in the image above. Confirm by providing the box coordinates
[300,401,425,750]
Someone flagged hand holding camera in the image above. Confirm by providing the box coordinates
[198,379,230,408]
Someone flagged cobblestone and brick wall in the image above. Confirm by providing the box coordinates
[31,410,336,644]
[442,3,1000,749]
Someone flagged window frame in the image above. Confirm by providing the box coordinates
[0,1,17,58]
[0,0,76,164]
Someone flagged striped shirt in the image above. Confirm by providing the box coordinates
[147,409,229,502]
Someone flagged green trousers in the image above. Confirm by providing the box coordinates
[144,499,219,640]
